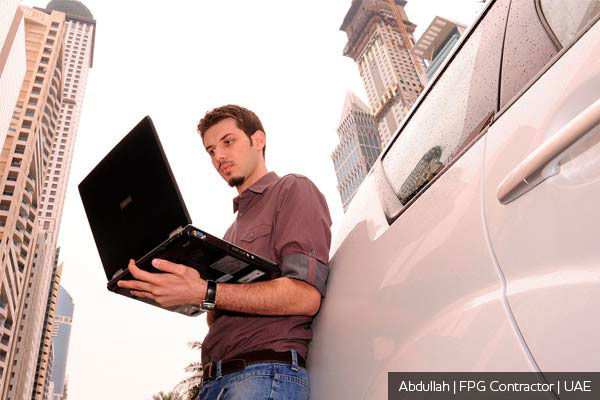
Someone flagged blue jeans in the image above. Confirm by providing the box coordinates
[198,350,309,400]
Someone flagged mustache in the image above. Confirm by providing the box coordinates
[219,160,234,171]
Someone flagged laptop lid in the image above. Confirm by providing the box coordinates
[79,116,192,280]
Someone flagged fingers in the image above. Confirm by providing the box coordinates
[127,259,162,284]
[117,279,155,293]
[130,290,155,301]
[151,258,184,275]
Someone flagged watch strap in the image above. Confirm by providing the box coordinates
[201,280,217,311]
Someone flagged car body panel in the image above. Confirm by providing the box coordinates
[310,139,535,399]
[482,18,600,372]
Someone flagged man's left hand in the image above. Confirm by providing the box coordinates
[117,259,206,307]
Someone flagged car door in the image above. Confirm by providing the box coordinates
[482,0,600,376]
[310,1,538,398]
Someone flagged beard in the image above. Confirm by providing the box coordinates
[227,175,245,188]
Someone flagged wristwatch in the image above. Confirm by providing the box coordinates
[201,280,217,311]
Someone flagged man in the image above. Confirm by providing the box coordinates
[117,105,332,399]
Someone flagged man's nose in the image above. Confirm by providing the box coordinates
[214,147,225,161]
[214,147,226,163]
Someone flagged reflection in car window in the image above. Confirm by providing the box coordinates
[381,0,510,207]
[499,0,558,108]
[541,0,600,46]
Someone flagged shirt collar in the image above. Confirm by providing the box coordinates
[232,171,279,213]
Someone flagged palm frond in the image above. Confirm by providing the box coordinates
[187,341,202,350]
[184,361,203,373]
[172,340,203,399]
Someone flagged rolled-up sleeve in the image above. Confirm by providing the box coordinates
[274,176,332,296]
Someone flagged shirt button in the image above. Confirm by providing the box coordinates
[310,249,316,255]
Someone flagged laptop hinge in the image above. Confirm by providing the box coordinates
[112,268,125,280]
[169,226,185,239]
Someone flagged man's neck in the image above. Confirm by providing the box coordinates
[236,164,269,194]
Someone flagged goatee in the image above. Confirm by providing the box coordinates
[227,176,245,188]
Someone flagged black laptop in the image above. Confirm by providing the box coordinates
[78,116,279,316]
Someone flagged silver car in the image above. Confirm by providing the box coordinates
[310,0,600,398]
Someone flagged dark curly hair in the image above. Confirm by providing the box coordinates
[197,105,266,156]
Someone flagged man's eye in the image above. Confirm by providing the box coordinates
[225,140,233,145]
[208,150,215,156]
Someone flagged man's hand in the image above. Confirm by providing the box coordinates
[117,259,207,307]
[118,259,322,317]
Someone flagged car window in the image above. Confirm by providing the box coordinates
[541,0,600,46]
[380,0,510,213]
[499,0,559,108]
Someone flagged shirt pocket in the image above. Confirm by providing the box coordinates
[239,224,272,245]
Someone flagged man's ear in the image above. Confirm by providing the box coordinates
[251,130,266,152]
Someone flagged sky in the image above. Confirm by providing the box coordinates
[20,0,484,398]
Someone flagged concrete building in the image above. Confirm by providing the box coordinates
[8,1,94,398]
[39,0,95,237]
[413,16,466,79]
[332,92,381,211]
[42,344,54,400]
[49,286,72,400]
[9,231,54,400]
[0,0,27,149]
[341,0,426,147]
[0,6,65,397]
[31,259,62,400]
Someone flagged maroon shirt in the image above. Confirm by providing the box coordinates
[201,172,332,364]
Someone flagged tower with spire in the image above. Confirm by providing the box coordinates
[340,0,426,147]
[332,92,381,210]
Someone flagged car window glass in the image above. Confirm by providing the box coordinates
[499,0,558,108]
[541,0,600,46]
[380,0,509,208]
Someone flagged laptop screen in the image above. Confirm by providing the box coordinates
[79,116,192,280]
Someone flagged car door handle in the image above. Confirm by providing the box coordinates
[497,98,600,204]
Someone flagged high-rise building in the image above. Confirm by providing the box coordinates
[30,259,62,400]
[49,286,72,400]
[10,232,55,400]
[413,16,466,79]
[0,6,65,398]
[0,0,26,148]
[8,1,94,398]
[332,92,381,210]
[40,0,95,236]
[341,0,426,147]
[42,344,54,400]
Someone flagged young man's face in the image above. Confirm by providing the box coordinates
[203,118,265,189]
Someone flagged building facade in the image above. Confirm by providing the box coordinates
[3,1,94,398]
[341,0,426,147]
[30,259,62,400]
[29,2,94,397]
[413,16,466,79]
[0,1,26,157]
[49,286,72,400]
[0,6,65,398]
[332,92,381,210]
[39,0,95,238]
